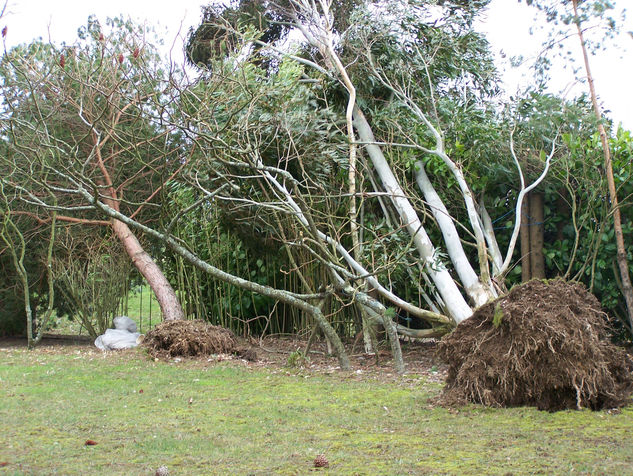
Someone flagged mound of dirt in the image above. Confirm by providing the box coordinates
[437,279,633,411]
[143,320,240,359]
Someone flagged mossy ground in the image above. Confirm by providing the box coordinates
[1,346,632,475]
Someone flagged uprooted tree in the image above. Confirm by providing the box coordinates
[1,2,562,367]
[1,1,626,369]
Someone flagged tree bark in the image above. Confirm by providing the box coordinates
[111,218,184,321]
[529,192,545,279]
[353,108,473,323]
[415,162,493,307]
[572,0,633,329]
[95,148,185,322]
[520,194,531,282]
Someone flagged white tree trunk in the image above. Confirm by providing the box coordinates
[478,201,504,274]
[353,107,472,323]
[415,162,492,307]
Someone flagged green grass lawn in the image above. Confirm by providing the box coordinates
[1,347,632,475]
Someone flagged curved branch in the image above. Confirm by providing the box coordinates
[497,130,558,277]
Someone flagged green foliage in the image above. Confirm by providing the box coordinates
[545,126,633,329]
[286,349,310,367]
[160,183,287,334]
[492,303,504,328]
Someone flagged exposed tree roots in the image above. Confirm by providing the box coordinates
[143,319,256,361]
[437,279,633,411]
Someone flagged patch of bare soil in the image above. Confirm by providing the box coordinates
[0,334,93,348]
[437,279,633,411]
[0,330,447,387]
[250,337,447,384]
[143,319,256,361]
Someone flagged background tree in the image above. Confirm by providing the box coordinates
[0,180,57,347]
[519,0,633,331]
[0,18,184,323]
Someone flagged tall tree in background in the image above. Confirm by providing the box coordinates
[571,0,633,329]
[520,0,633,329]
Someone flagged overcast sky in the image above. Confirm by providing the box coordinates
[2,0,632,129]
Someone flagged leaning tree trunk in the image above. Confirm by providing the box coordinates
[353,108,473,323]
[95,142,185,322]
[572,0,633,330]
[111,219,184,321]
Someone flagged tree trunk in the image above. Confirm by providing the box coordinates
[416,162,493,307]
[520,194,531,282]
[353,107,473,323]
[111,219,184,321]
[529,191,545,279]
[572,0,633,329]
[99,179,184,322]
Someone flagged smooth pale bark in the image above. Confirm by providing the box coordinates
[498,132,556,277]
[478,201,503,274]
[572,0,633,329]
[433,148,493,291]
[353,107,472,323]
[264,168,453,326]
[415,161,493,307]
[363,55,494,294]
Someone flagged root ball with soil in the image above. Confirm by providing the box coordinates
[437,279,633,411]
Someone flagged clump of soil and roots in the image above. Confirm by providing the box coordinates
[437,279,633,411]
[143,319,256,361]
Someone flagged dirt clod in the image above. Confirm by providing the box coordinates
[437,279,633,411]
[143,320,238,359]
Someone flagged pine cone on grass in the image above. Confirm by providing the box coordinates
[155,465,169,476]
[314,454,329,468]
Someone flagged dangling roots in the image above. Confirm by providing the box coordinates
[143,319,243,359]
[437,279,633,411]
